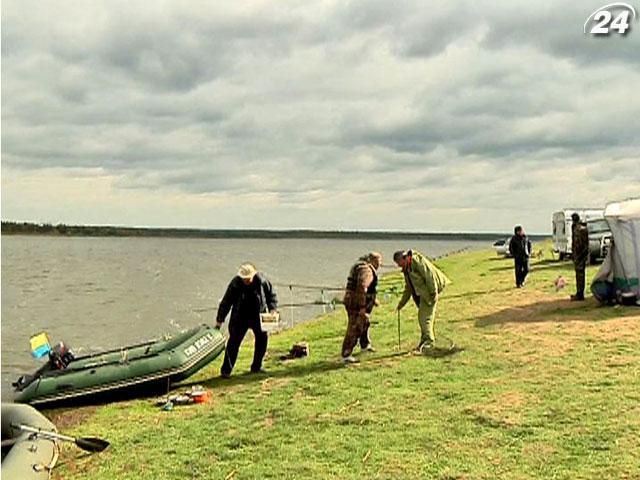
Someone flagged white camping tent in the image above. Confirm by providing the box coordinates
[591,197,640,304]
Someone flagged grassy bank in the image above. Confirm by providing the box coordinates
[49,244,640,479]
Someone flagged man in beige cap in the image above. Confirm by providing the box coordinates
[216,263,278,377]
[340,252,382,363]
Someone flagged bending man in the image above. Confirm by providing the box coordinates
[394,249,451,353]
[340,252,382,363]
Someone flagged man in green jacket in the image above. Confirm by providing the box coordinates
[394,249,451,353]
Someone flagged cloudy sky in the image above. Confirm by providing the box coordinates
[2,0,639,233]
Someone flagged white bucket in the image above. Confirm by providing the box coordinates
[260,312,280,332]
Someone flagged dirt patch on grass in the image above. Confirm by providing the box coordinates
[569,316,640,341]
[476,288,640,349]
[522,441,556,458]
[605,355,638,368]
[495,391,530,409]
[466,391,535,428]
[506,314,640,342]
[254,377,291,399]
[45,405,99,431]
[470,290,640,372]
[263,413,275,429]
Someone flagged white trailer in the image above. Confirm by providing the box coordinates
[552,208,604,260]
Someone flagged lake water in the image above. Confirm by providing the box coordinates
[1,235,486,400]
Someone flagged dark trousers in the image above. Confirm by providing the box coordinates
[360,318,371,349]
[575,266,586,297]
[514,257,529,287]
[220,319,268,375]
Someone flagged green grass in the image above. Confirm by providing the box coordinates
[49,243,640,479]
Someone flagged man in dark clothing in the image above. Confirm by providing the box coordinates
[215,263,278,377]
[571,213,589,301]
[340,252,382,363]
[509,225,532,288]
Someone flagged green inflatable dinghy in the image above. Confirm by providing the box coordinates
[13,324,225,407]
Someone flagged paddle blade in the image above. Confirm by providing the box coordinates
[75,436,110,453]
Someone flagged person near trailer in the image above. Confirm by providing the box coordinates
[571,213,589,301]
[394,249,451,353]
[340,252,382,363]
[509,225,532,288]
[215,263,278,377]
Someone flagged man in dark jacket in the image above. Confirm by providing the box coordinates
[571,213,589,301]
[509,225,532,288]
[215,263,278,377]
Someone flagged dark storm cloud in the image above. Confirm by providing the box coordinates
[335,0,640,66]
[339,99,638,159]
[2,2,303,93]
[480,2,640,67]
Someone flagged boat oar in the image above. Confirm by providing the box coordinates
[11,423,110,453]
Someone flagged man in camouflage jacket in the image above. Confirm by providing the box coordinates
[340,252,382,363]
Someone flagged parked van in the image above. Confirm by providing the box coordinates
[552,208,604,260]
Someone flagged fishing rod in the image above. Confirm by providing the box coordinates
[280,300,342,308]
[273,283,344,291]
[191,300,342,313]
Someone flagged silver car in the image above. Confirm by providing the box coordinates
[492,238,512,257]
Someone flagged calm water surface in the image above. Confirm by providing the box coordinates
[1,235,486,399]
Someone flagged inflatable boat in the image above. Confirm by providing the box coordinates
[13,324,225,407]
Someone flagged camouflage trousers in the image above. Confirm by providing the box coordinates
[341,308,371,357]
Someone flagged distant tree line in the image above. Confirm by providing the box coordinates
[1,221,542,241]
[1,221,126,237]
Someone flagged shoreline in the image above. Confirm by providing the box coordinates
[1,221,547,241]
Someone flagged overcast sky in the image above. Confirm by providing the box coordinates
[2,0,639,233]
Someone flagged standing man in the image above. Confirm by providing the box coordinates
[340,252,382,363]
[571,213,589,301]
[509,225,532,288]
[394,249,451,353]
[216,263,278,377]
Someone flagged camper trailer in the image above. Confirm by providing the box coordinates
[552,208,604,260]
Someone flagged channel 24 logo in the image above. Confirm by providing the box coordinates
[584,2,638,35]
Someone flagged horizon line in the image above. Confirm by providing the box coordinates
[1,220,548,237]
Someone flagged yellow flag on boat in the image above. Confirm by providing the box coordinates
[30,332,51,358]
